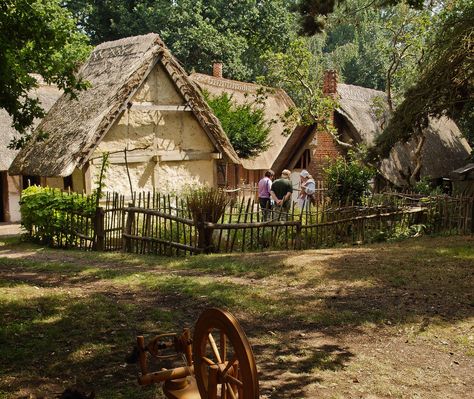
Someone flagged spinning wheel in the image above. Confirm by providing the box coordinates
[131,308,259,399]
[193,308,259,399]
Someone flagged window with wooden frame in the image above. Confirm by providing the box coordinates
[295,148,311,169]
[217,161,227,187]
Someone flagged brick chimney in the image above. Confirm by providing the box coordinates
[212,62,223,78]
[322,69,338,97]
[308,69,342,181]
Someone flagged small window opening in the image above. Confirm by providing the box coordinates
[295,148,311,169]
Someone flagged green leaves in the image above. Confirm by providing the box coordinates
[1,0,91,147]
[260,38,337,136]
[63,0,296,81]
[204,91,272,159]
[324,150,375,205]
[374,0,474,158]
[20,186,97,244]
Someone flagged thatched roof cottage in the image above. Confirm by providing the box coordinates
[0,76,61,222]
[276,71,471,189]
[10,34,240,195]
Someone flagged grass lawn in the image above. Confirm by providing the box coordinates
[0,235,473,399]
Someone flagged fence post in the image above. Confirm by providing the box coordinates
[123,202,135,253]
[94,207,105,251]
[471,197,474,234]
[295,221,302,250]
[196,221,215,254]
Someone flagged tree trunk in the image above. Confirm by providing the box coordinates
[409,131,426,187]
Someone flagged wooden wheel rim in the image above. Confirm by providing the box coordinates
[193,308,259,399]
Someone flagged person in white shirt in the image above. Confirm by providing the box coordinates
[298,170,316,209]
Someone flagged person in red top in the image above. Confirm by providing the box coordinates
[258,170,274,220]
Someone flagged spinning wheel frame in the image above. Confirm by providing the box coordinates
[192,308,259,399]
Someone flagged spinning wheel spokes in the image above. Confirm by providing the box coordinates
[208,333,223,363]
[193,308,259,399]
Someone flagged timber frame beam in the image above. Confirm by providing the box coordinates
[129,102,192,111]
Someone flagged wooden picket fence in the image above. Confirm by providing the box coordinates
[24,190,474,255]
[118,192,474,256]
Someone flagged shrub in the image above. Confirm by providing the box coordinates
[20,186,96,244]
[413,177,442,196]
[324,151,375,205]
[186,186,229,224]
[186,186,230,253]
[204,91,271,158]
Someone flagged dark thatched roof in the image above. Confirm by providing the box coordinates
[9,34,239,177]
[0,76,61,171]
[336,83,471,186]
[271,125,315,175]
[190,73,296,170]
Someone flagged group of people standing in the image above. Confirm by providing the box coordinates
[257,169,316,219]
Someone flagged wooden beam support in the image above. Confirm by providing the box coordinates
[156,151,222,162]
[91,150,222,164]
[91,152,154,164]
[129,102,192,111]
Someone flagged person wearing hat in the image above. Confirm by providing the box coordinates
[298,169,316,208]
[270,169,293,218]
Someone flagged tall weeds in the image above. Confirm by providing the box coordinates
[186,187,229,223]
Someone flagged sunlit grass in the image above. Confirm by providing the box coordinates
[0,235,472,398]
[436,245,474,259]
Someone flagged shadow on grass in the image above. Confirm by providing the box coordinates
[0,236,473,398]
[0,241,286,286]
[0,291,175,398]
[254,342,354,398]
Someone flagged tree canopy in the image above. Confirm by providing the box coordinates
[318,0,431,109]
[373,0,474,158]
[63,0,296,81]
[1,0,90,148]
[293,0,425,35]
[292,0,473,163]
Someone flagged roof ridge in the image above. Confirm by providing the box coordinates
[9,33,240,177]
[190,73,295,110]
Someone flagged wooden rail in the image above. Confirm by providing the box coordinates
[24,190,474,255]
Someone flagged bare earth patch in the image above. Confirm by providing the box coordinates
[0,236,473,398]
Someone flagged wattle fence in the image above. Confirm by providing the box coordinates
[22,191,474,256]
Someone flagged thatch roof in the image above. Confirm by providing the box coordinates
[451,163,474,177]
[271,125,315,175]
[190,73,296,170]
[0,76,61,171]
[9,34,239,177]
[336,83,471,186]
[336,83,390,146]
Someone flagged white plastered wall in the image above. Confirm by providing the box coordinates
[7,174,21,222]
[92,61,217,195]
[72,168,85,193]
[44,177,64,189]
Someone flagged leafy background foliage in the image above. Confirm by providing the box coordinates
[204,91,272,159]
[62,0,296,81]
[324,151,375,205]
[1,0,90,147]
[20,186,96,244]
[374,0,474,158]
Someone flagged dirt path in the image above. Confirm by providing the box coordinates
[0,223,22,237]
